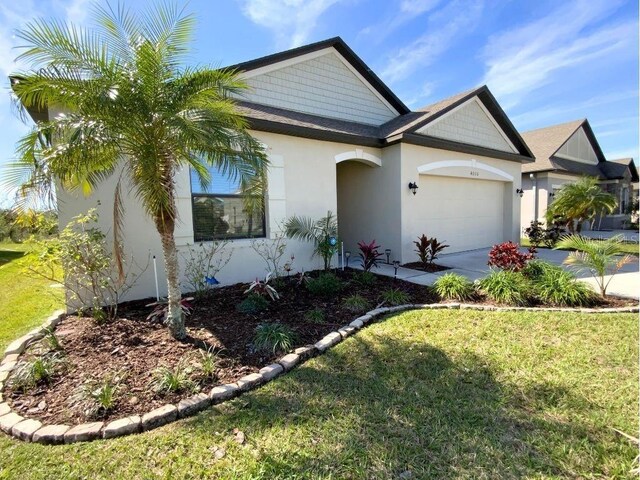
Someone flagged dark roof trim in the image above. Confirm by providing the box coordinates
[246,117,383,148]
[401,85,534,160]
[227,36,410,116]
[397,133,534,164]
[550,119,606,163]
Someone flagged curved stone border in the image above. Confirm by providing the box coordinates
[1,302,638,444]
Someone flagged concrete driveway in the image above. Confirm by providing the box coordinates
[363,246,639,299]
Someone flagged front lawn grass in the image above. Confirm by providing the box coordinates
[521,237,640,255]
[0,308,636,479]
[0,242,64,350]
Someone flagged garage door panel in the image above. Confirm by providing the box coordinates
[411,176,504,254]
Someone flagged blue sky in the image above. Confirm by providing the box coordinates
[0,0,637,206]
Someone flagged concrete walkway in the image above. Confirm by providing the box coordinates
[356,246,639,300]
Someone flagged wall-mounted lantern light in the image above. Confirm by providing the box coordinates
[516,188,524,197]
[385,248,391,264]
[408,182,419,195]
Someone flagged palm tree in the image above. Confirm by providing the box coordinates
[556,234,634,297]
[545,177,616,233]
[8,3,268,339]
[284,211,338,271]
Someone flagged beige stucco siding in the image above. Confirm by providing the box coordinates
[400,144,522,260]
[336,144,402,261]
[237,51,397,125]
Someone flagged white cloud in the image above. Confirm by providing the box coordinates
[359,0,441,42]
[238,0,343,49]
[380,0,484,84]
[480,0,636,109]
[402,81,436,108]
[603,147,639,161]
[510,90,639,129]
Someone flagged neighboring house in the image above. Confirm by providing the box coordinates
[520,119,639,231]
[22,37,534,302]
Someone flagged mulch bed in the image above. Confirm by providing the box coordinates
[5,269,436,425]
[401,262,451,273]
[5,268,635,425]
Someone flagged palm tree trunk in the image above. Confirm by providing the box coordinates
[156,215,186,340]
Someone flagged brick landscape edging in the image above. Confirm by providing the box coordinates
[1,303,638,444]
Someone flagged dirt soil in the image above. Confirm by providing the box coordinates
[6,269,437,424]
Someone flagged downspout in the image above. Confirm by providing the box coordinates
[530,173,538,222]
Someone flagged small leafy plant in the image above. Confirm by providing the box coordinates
[244,273,280,300]
[285,211,338,270]
[43,326,63,352]
[253,323,296,354]
[237,293,269,314]
[304,308,325,323]
[487,241,535,272]
[479,270,531,305]
[414,234,449,269]
[150,361,198,395]
[9,354,65,392]
[182,240,232,297]
[522,260,563,281]
[306,272,343,297]
[342,294,371,313]
[525,220,565,248]
[71,371,125,419]
[147,297,194,322]
[197,347,219,380]
[357,240,384,272]
[433,273,475,301]
[380,289,410,306]
[251,233,289,276]
[351,270,377,287]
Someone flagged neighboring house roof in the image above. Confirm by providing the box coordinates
[521,119,606,174]
[521,119,636,181]
[609,158,639,182]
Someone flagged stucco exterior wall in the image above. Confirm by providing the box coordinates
[400,144,522,261]
[237,51,397,125]
[336,144,402,262]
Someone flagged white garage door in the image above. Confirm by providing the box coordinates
[416,176,504,253]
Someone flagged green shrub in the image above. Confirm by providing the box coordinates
[479,270,531,306]
[71,372,124,418]
[9,354,64,392]
[304,308,326,323]
[380,289,410,306]
[433,273,475,301]
[150,361,197,395]
[522,260,563,280]
[351,271,377,287]
[306,272,343,297]
[254,323,296,354]
[533,268,595,307]
[342,294,371,313]
[43,326,63,352]
[236,293,269,314]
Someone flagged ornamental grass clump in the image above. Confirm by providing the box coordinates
[342,294,371,313]
[150,361,198,395]
[479,270,531,306]
[71,372,125,419]
[253,323,296,354]
[9,354,65,392]
[533,268,595,307]
[380,289,411,306]
[351,270,377,287]
[433,273,475,301]
[304,308,326,323]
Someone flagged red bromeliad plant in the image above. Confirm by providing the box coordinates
[357,240,384,272]
[487,242,536,271]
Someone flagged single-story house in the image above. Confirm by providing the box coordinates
[22,37,535,302]
[520,119,639,231]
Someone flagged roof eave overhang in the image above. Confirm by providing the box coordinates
[246,118,383,148]
[395,133,535,164]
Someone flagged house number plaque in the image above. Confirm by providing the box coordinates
[469,171,480,177]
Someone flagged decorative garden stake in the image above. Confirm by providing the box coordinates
[345,251,351,268]
[385,248,391,264]
[393,260,400,279]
